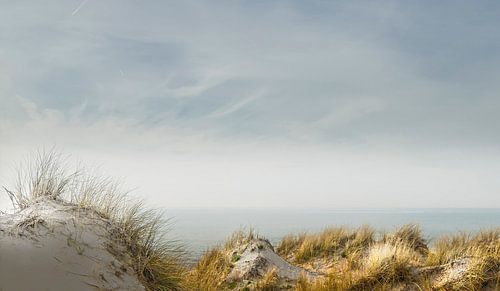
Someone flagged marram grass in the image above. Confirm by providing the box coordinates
[193,225,500,290]
[4,150,500,290]
[3,150,186,290]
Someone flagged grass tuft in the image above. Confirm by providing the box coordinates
[277,225,375,264]
[3,149,186,290]
[354,242,419,288]
[426,229,500,289]
[186,229,258,290]
[255,268,280,290]
[189,247,231,290]
[7,150,500,290]
[291,226,500,290]
[383,224,428,255]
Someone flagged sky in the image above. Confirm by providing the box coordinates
[1,0,500,209]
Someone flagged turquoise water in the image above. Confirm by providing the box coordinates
[166,208,500,259]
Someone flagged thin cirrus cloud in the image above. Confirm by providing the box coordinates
[1,1,500,208]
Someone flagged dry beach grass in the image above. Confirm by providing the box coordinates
[2,151,500,290]
[2,150,186,290]
[192,225,500,290]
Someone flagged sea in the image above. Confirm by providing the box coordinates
[166,208,500,260]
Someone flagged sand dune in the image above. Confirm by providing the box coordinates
[0,198,145,291]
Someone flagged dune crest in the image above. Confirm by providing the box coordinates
[0,197,146,291]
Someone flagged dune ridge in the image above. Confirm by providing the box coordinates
[1,151,500,290]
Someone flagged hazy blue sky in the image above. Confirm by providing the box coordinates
[1,1,500,209]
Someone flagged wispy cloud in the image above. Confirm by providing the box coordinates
[1,1,500,207]
[2,1,500,146]
[206,89,266,119]
[71,0,89,16]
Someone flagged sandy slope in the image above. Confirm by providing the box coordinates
[226,238,317,284]
[0,198,145,291]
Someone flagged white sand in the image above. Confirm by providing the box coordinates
[0,198,145,291]
[226,238,317,283]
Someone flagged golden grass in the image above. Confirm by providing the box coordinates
[6,150,500,290]
[4,150,76,209]
[3,150,186,290]
[277,233,307,258]
[295,270,354,291]
[276,225,374,263]
[428,229,500,265]
[425,230,500,290]
[456,255,498,290]
[383,224,428,255]
[275,224,500,290]
[294,241,421,290]
[354,242,420,288]
[255,268,280,290]
[186,229,258,290]
[188,247,230,290]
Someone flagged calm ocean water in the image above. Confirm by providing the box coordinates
[166,208,500,259]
